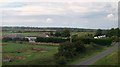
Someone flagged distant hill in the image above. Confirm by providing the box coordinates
[2,26,97,32]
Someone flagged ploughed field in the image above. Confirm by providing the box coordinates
[2,42,58,65]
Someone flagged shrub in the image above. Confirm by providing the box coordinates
[111,36,120,42]
[36,37,69,43]
[80,37,92,44]
[80,38,112,46]
[58,41,76,58]
[92,38,112,46]
[2,37,12,42]
[2,37,29,42]
[73,40,86,53]
[55,56,67,65]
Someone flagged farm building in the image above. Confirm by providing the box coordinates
[94,35,106,39]
[25,33,50,43]
[25,37,37,43]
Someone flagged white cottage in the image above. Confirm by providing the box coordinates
[94,35,106,39]
[25,37,37,43]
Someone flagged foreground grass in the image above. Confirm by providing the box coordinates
[2,42,58,65]
[0,44,2,66]
[94,51,118,65]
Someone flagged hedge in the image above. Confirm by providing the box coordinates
[2,37,29,42]
[36,37,69,43]
[81,38,112,46]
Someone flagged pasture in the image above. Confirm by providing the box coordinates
[2,31,95,65]
[2,42,58,65]
[72,32,95,37]
[2,31,95,37]
[2,32,48,37]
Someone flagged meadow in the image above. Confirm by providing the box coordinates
[2,31,95,65]
[2,31,95,37]
[3,31,114,65]
[2,32,47,36]
[2,42,58,65]
[72,32,95,37]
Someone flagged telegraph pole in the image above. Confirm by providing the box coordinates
[70,32,72,43]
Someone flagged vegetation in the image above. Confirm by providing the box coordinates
[73,35,112,46]
[54,41,86,65]
[2,42,58,65]
[2,37,28,42]
[61,29,70,37]
[2,27,120,65]
[94,51,118,65]
[2,32,45,37]
[106,28,120,37]
[54,29,70,37]
[69,44,110,65]
[36,37,69,43]
[95,29,103,36]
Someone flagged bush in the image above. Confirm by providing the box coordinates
[58,41,76,58]
[36,37,69,43]
[73,40,86,53]
[92,38,112,46]
[2,37,12,42]
[55,56,67,65]
[80,38,112,46]
[111,36,120,42]
[80,37,92,44]
[2,37,29,42]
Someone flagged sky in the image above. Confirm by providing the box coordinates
[0,0,119,29]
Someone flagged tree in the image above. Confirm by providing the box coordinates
[114,28,120,37]
[106,28,120,37]
[72,34,79,42]
[61,29,70,37]
[95,29,103,36]
[73,40,86,53]
[55,31,61,37]
[57,41,76,58]
[50,32,54,36]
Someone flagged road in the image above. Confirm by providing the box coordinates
[76,42,119,65]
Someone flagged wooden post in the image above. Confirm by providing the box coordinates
[70,32,72,43]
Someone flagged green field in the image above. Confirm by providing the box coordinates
[2,42,58,65]
[2,31,95,37]
[94,50,118,65]
[72,32,95,37]
[1,31,95,65]
[2,31,105,65]
[2,32,47,36]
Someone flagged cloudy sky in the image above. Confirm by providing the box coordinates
[0,0,118,29]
